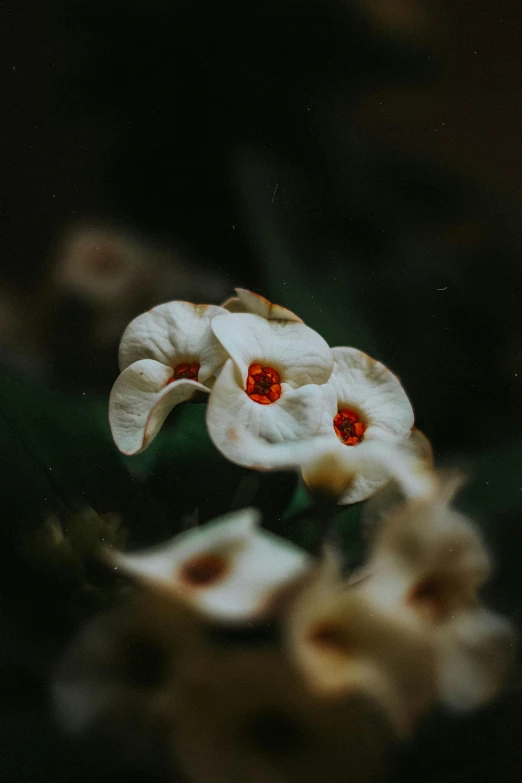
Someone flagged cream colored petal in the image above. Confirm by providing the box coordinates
[436,607,515,711]
[358,480,491,619]
[285,556,436,737]
[407,427,434,467]
[118,301,229,382]
[206,359,326,469]
[109,358,209,455]
[339,428,435,504]
[211,313,333,388]
[222,288,303,322]
[301,438,435,505]
[115,508,259,580]
[113,508,311,621]
[328,347,414,442]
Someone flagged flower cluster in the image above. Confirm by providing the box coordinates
[55,478,514,779]
[109,288,429,504]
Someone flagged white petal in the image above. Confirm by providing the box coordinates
[118,301,229,382]
[436,608,515,711]
[113,508,311,621]
[115,508,259,579]
[339,429,434,503]
[109,358,209,455]
[206,359,326,469]
[328,347,414,441]
[222,288,303,322]
[302,437,435,505]
[285,555,436,736]
[211,313,333,388]
[358,482,490,617]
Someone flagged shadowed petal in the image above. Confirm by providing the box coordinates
[301,437,435,505]
[109,358,209,455]
[222,288,303,322]
[436,607,515,711]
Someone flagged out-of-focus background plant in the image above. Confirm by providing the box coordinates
[1,1,522,781]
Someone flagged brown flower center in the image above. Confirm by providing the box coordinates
[333,408,366,445]
[246,363,281,405]
[170,362,200,382]
[179,553,228,587]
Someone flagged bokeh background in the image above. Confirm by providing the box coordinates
[1,1,522,781]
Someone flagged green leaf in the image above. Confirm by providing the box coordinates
[0,366,153,536]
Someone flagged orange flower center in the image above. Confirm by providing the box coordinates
[333,408,366,446]
[246,363,281,405]
[170,362,200,382]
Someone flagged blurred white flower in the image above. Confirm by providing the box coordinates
[284,475,514,736]
[109,301,229,455]
[112,508,311,621]
[284,551,436,737]
[222,287,303,322]
[53,226,228,347]
[206,312,334,468]
[357,474,515,712]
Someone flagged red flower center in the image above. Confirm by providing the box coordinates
[246,363,282,405]
[333,408,366,446]
[170,362,200,382]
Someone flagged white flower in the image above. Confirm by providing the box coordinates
[206,312,334,469]
[109,301,229,455]
[301,347,418,503]
[283,475,514,736]
[112,508,311,621]
[222,287,303,322]
[284,552,436,737]
[357,474,515,712]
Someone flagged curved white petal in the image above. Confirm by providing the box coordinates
[113,508,311,621]
[211,313,333,388]
[118,301,229,382]
[302,438,436,504]
[326,347,414,442]
[222,288,303,323]
[337,428,434,504]
[109,358,209,455]
[296,349,417,503]
[358,482,490,618]
[206,359,326,469]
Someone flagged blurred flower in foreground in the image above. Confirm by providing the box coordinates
[358,473,516,711]
[53,472,513,783]
[111,508,310,622]
[206,312,333,468]
[52,226,228,347]
[53,582,393,783]
[109,301,229,454]
[286,473,515,737]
